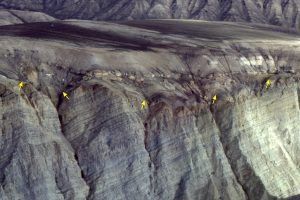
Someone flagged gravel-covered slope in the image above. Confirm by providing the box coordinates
[0,20,300,199]
[1,0,300,29]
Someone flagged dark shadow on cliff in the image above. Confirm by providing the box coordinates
[281,194,300,200]
[212,100,300,200]
[213,102,277,200]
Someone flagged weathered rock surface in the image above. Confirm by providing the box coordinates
[0,19,300,200]
[1,0,300,29]
[0,9,55,25]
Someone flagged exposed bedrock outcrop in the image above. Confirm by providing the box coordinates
[2,0,300,29]
[215,85,300,200]
[0,20,300,199]
[0,78,89,200]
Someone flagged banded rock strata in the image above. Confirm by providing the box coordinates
[0,18,299,200]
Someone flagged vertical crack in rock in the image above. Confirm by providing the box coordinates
[143,118,155,197]
[0,77,89,199]
[58,82,153,200]
[213,83,300,199]
[211,110,250,200]
[142,98,247,199]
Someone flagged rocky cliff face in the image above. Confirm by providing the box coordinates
[0,16,300,200]
[1,0,300,29]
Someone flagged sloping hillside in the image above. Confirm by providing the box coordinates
[1,0,300,29]
[0,9,55,25]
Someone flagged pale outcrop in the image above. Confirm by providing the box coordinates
[0,9,55,25]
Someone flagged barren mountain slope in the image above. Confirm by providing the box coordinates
[0,19,300,200]
[0,9,55,25]
[1,0,300,29]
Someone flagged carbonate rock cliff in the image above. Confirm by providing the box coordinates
[0,15,300,200]
[1,0,300,29]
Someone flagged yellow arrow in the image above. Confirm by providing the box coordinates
[141,100,147,110]
[18,82,24,91]
[265,79,271,90]
[212,95,217,105]
[63,92,69,100]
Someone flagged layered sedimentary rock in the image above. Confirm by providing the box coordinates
[1,0,300,29]
[0,19,300,199]
[0,76,89,200]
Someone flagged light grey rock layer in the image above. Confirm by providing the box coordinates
[0,0,300,29]
[0,20,300,199]
[0,77,89,200]
[0,9,55,25]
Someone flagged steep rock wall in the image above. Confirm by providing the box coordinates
[0,77,89,200]
[0,20,299,199]
[215,86,300,199]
